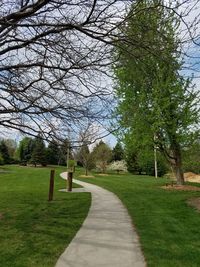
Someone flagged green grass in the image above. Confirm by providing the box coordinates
[77,172,200,267]
[0,165,91,267]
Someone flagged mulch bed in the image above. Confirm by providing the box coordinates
[161,184,200,191]
[79,175,95,178]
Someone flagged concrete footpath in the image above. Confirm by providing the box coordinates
[55,172,146,267]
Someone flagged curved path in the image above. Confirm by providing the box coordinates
[56,172,146,267]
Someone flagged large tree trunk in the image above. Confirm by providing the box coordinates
[170,141,184,185]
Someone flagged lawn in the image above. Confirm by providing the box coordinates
[0,165,91,267]
[77,172,200,267]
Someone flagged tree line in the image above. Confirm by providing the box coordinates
[1,136,199,178]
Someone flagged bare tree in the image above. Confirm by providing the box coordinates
[0,0,123,140]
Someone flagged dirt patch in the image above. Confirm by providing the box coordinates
[97,174,109,176]
[161,184,200,191]
[0,213,3,220]
[187,198,200,212]
[184,172,200,183]
[79,175,95,178]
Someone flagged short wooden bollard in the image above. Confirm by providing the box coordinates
[48,170,55,201]
[68,172,73,192]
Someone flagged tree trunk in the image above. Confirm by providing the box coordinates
[170,141,184,185]
[85,166,88,176]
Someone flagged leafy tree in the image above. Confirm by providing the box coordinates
[46,141,60,165]
[182,140,200,173]
[114,0,199,184]
[30,136,47,167]
[92,141,112,173]
[17,137,35,165]
[124,140,168,177]
[0,140,10,164]
[137,148,168,177]
[112,142,124,161]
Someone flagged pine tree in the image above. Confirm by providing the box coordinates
[0,140,10,164]
[46,141,60,165]
[30,136,47,167]
[112,142,124,161]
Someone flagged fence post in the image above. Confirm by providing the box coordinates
[48,169,55,201]
[68,172,73,192]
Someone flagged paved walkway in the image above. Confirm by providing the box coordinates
[55,172,146,267]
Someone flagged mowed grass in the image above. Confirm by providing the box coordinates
[0,165,91,267]
[77,173,200,267]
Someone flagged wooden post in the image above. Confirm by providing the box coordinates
[68,172,73,192]
[154,134,158,179]
[48,169,55,201]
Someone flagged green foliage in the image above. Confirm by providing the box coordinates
[125,144,168,177]
[17,137,35,165]
[67,159,76,172]
[46,141,60,165]
[0,140,11,164]
[92,141,112,173]
[30,136,47,167]
[182,140,200,173]
[112,142,124,161]
[114,0,199,184]
[0,152,4,165]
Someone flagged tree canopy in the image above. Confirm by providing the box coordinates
[114,0,200,184]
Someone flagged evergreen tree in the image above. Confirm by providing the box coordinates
[0,140,10,164]
[112,142,124,161]
[30,136,47,167]
[114,0,199,184]
[46,141,60,165]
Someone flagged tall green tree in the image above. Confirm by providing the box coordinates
[17,137,34,165]
[112,142,124,161]
[30,136,47,167]
[114,0,199,184]
[0,140,10,164]
[46,141,60,165]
